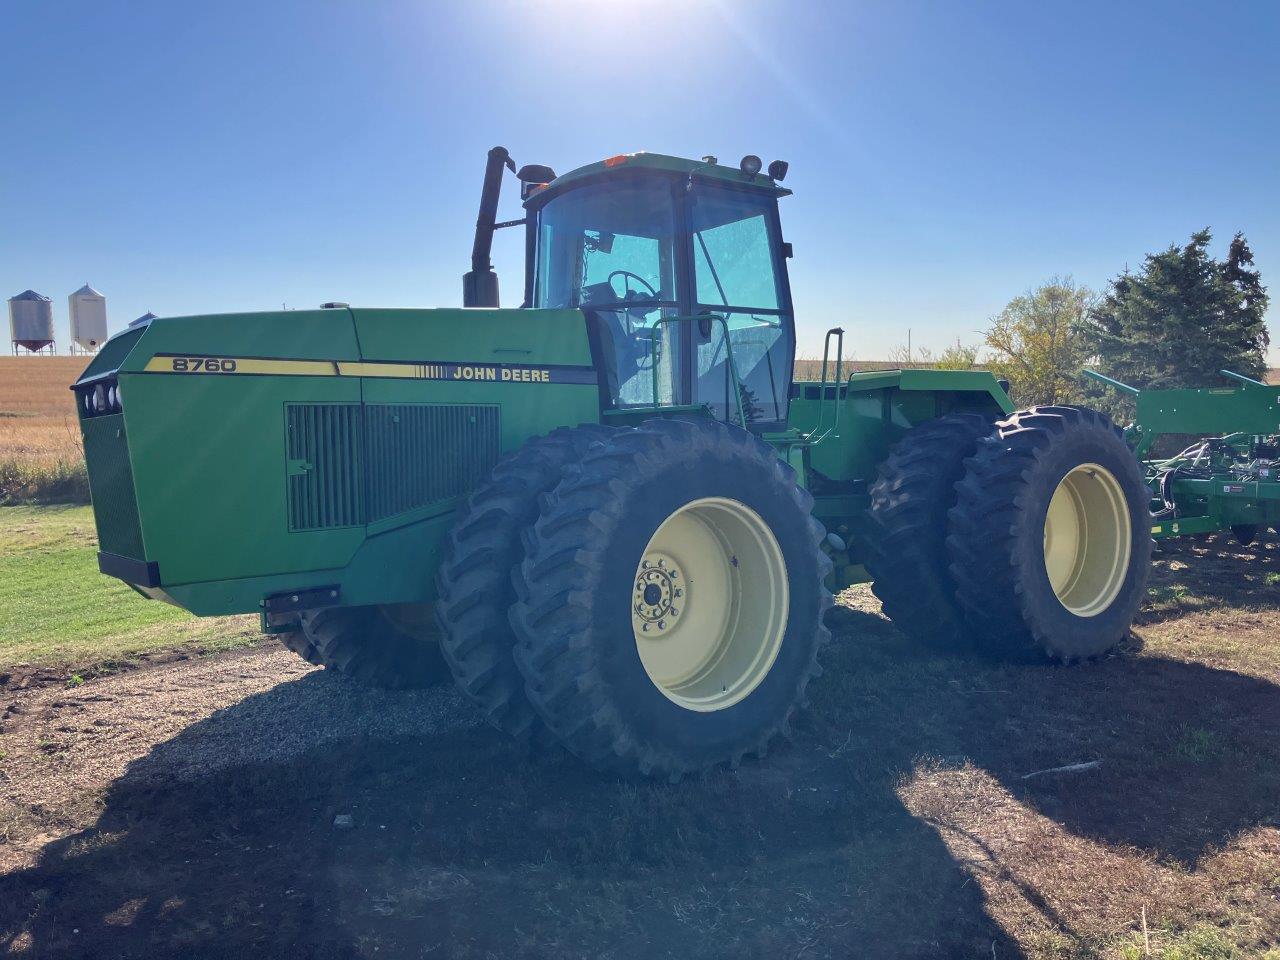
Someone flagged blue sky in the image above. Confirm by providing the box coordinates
[3,0,1277,364]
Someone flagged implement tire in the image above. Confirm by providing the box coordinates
[511,417,832,780]
[947,405,1152,661]
[436,425,616,743]
[866,411,992,652]
[285,605,451,688]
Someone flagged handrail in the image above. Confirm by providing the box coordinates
[1081,368,1140,396]
[806,327,845,444]
[646,313,747,428]
[1220,369,1267,388]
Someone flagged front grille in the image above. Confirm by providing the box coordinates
[286,403,500,530]
[81,414,145,560]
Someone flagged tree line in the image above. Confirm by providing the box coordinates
[897,229,1271,415]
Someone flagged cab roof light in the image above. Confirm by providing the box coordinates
[740,155,762,177]
[768,159,789,181]
[603,154,629,168]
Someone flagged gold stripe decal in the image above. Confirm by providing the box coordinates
[144,354,597,384]
[144,356,337,376]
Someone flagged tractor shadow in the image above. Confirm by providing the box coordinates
[5,602,1280,958]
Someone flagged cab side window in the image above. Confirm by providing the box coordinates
[690,186,792,425]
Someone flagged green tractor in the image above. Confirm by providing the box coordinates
[73,147,1152,778]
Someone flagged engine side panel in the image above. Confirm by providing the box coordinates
[75,308,601,615]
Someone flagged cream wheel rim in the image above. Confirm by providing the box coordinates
[632,497,789,712]
[1043,463,1131,617]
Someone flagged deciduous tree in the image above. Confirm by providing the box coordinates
[982,278,1093,405]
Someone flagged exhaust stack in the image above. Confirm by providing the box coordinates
[463,146,515,308]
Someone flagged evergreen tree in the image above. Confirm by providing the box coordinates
[1082,229,1270,389]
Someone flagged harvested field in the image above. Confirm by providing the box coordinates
[1,518,1277,959]
[0,357,89,503]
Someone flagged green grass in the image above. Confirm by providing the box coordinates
[1116,922,1280,959]
[0,504,258,671]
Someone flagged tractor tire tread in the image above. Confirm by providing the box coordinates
[435,423,616,744]
[511,417,831,780]
[865,411,993,652]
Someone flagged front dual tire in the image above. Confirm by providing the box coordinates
[510,419,832,779]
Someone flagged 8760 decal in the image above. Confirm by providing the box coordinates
[167,357,238,373]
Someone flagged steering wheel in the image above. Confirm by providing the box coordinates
[607,270,658,301]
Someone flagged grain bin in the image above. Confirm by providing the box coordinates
[9,290,56,354]
[69,283,108,354]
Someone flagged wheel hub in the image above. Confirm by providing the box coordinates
[632,554,683,632]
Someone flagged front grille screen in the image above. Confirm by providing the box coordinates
[285,403,500,531]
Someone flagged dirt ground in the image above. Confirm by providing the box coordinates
[2,536,1279,959]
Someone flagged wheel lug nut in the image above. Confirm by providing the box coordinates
[658,620,666,629]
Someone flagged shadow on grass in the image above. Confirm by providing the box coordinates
[1138,532,1280,625]
[4,604,1279,959]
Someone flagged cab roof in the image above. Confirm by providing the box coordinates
[524,152,791,208]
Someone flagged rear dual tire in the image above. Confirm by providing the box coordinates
[869,405,1151,661]
[947,406,1152,661]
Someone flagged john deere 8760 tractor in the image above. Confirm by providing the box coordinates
[74,148,1151,778]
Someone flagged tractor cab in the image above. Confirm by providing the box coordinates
[467,149,797,429]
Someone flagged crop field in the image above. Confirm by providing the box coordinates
[0,502,1278,959]
[0,357,89,503]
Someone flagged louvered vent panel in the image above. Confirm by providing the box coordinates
[285,404,363,530]
[364,404,500,522]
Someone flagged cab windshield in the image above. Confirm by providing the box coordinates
[533,173,794,425]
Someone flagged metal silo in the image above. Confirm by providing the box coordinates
[9,290,56,355]
[69,284,108,354]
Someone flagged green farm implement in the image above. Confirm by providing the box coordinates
[73,147,1152,778]
[1085,369,1280,544]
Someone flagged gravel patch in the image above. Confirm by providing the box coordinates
[0,644,478,813]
